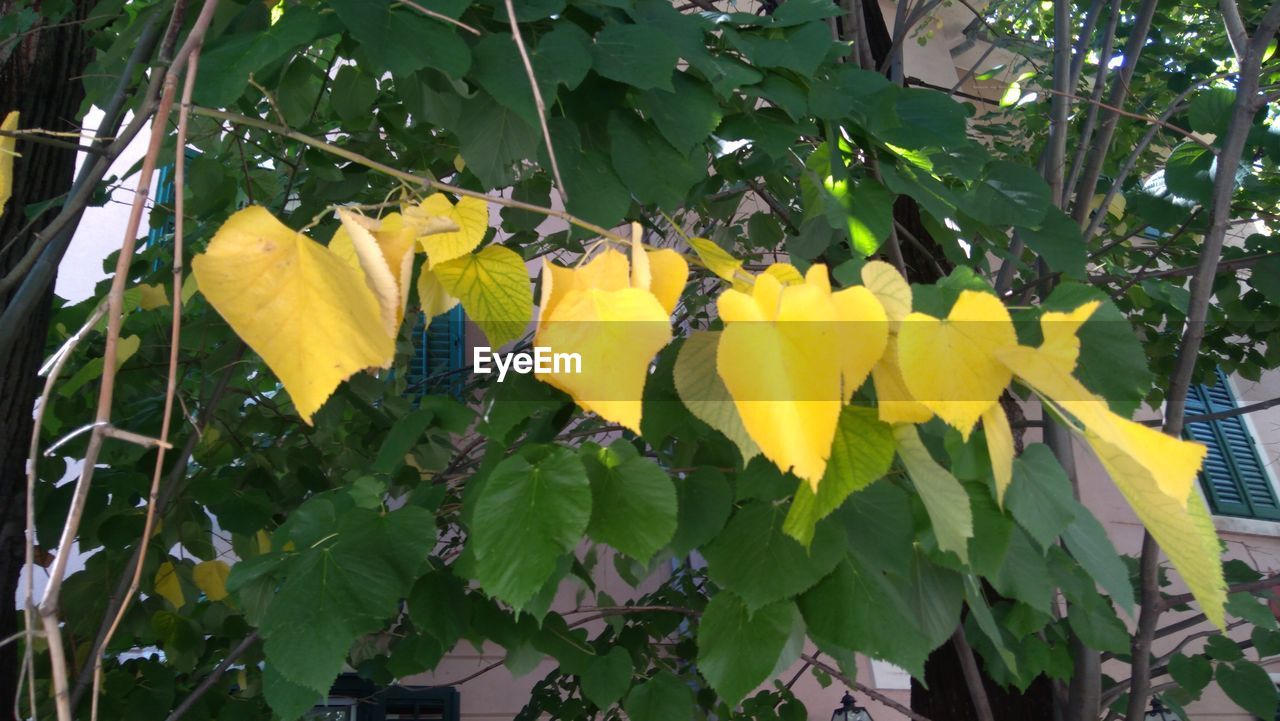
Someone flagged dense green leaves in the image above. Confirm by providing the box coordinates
[624,671,696,721]
[583,441,678,563]
[592,23,680,91]
[697,593,801,706]
[470,446,591,612]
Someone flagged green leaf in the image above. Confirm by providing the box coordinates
[636,72,723,153]
[671,468,733,557]
[1254,626,1280,657]
[536,23,593,90]
[724,23,834,77]
[673,331,761,463]
[1188,87,1236,136]
[330,65,378,123]
[373,409,435,474]
[1163,142,1214,204]
[784,406,894,546]
[592,23,679,91]
[470,446,592,612]
[992,526,1053,612]
[1018,206,1087,278]
[962,160,1051,228]
[1217,660,1278,719]
[408,569,470,650]
[263,664,325,721]
[329,0,469,79]
[1226,592,1277,628]
[1206,634,1246,661]
[196,6,328,107]
[609,111,706,209]
[1168,653,1213,697]
[1005,444,1078,549]
[696,593,799,706]
[1063,507,1136,616]
[456,92,541,189]
[1043,283,1153,417]
[579,646,634,709]
[843,181,895,256]
[798,558,934,678]
[547,118,632,227]
[837,479,915,574]
[881,88,970,149]
[583,441,678,563]
[703,501,844,611]
[894,425,973,562]
[260,506,435,698]
[624,671,695,721]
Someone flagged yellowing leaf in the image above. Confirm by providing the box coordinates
[763,263,804,285]
[898,291,1016,438]
[181,273,200,303]
[191,206,394,423]
[417,194,489,267]
[717,272,842,488]
[541,249,630,321]
[416,264,460,319]
[871,338,934,424]
[831,284,888,398]
[645,249,689,315]
[0,111,17,218]
[433,244,532,347]
[193,560,231,602]
[861,260,911,330]
[688,236,742,282]
[536,286,671,433]
[136,283,170,310]
[153,561,184,608]
[983,402,1014,504]
[673,331,760,462]
[336,209,405,337]
[894,425,973,562]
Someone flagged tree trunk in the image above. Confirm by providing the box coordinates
[0,2,95,717]
[911,633,1057,721]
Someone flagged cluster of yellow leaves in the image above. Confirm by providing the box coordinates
[677,256,1222,624]
[0,111,19,218]
[192,194,525,423]
[535,227,688,433]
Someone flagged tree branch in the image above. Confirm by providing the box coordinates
[164,632,260,721]
[800,653,933,721]
[952,627,996,721]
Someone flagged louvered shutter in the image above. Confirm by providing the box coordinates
[1186,369,1280,520]
[408,306,466,398]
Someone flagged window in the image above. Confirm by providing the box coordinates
[1185,368,1280,520]
[308,675,459,721]
[407,306,466,398]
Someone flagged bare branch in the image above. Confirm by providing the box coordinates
[163,632,260,721]
[396,0,481,36]
[953,627,996,721]
[800,653,934,721]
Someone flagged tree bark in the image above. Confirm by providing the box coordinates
[0,2,95,717]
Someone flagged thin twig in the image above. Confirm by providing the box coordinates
[952,626,996,721]
[502,0,567,204]
[91,43,204,721]
[397,0,481,35]
[163,632,260,721]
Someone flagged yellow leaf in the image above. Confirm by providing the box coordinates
[717,272,843,488]
[861,260,911,330]
[645,249,689,315]
[417,194,489,267]
[983,402,1013,504]
[416,264,459,319]
[255,530,272,554]
[673,331,760,461]
[191,206,394,422]
[115,334,141,370]
[136,283,170,310]
[898,290,1016,438]
[0,111,18,218]
[336,209,405,337]
[536,285,671,433]
[763,263,804,285]
[540,249,629,322]
[153,561,184,608]
[871,338,934,424]
[193,560,231,602]
[831,284,888,398]
[688,236,742,282]
[433,244,532,347]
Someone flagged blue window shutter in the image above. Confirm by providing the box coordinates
[1187,369,1280,520]
[409,306,466,398]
